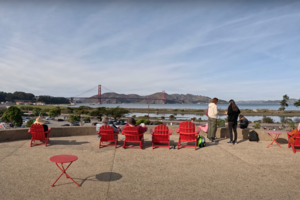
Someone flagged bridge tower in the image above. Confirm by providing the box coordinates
[98,85,101,104]
[162,90,166,104]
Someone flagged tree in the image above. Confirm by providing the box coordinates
[169,115,176,120]
[48,107,61,117]
[1,106,23,126]
[262,116,274,123]
[68,114,81,123]
[32,108,42,116]
[89,107,107,120]
[26,119,35,127]
[279,94,289,111]
[106,107,130,121]
[294,99,300,108]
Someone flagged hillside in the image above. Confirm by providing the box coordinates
[79,92,227,104]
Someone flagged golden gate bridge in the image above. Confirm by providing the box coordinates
[69,85,166,104]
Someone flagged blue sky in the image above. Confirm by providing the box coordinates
[0,0,300,101]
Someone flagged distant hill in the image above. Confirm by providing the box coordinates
[78,92,227,104]
[236,99,298,104]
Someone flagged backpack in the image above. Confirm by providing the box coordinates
[206,108,209,117]
[248,130,259,142]
[197,136,206,147]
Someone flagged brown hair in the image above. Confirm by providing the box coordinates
[211,98,218,104]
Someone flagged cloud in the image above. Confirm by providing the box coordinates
[0,0,300,100]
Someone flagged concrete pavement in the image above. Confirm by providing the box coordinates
[0,134,299,200]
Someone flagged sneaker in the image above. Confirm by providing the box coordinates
[235,141,238,144]
[227,141,233,144]
[97,135,100,139]
[212,140,216,142]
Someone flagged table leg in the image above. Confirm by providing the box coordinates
[267,134,282,148]
[51,162,81,187]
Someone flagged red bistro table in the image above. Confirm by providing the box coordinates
[49,155,80,187]
[267,132,282,148]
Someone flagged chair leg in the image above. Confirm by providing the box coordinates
[30,139,32,147]
[99,139,101,148]
[292,145,296,153]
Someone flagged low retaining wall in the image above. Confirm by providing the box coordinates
[0,126,289,143]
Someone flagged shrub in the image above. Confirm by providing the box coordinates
[254,120,262,123]
[169,115,176,120]
[253,122,261,129]
[136,119,150,125]
[83,117,91,123]
[191,117,196,121]
[26,119,35,127]
[217,119,225,127]
[161,116,165,120]
[262,117,274,123]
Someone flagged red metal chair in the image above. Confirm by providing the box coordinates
[97,125,119,148]
[122,126,144,149]
[28,124,51,147]
[176,121,198,150]
[287,131,300,153]
[150,124,172,149]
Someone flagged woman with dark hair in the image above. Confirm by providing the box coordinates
[225,99,240,144]
[207,98,219,142]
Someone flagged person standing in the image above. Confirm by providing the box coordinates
[225,100,240,144]
[239,115,249,129]
[208,98,219,142]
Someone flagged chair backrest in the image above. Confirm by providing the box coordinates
[179,121,195,133]
[30,124,46,140]
[154,124,169,135]
[153,124,169,142]
[123,126,141,141]
[99,125,115,141]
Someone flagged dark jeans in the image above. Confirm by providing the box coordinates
[228,122,237,142]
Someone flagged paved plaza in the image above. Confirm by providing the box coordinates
[0,134,299,200]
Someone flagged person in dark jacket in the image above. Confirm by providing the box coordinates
[239,115,249,129]
[225,100,240,144]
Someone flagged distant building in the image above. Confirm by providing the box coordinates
[36,102,45,105]
[16,102,25,105]
[25,102,33,105]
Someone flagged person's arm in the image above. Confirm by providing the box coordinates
[227,105,232,116]
[214,105,219,115]
[138,125,147,134]
[245,118,249,126]
[43,124,48,132]
[111,124,119,133]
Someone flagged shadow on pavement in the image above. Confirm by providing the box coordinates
[49,140,89,146]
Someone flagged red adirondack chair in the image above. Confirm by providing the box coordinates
[122,126,144,149]
[176,121,199,150]
[28,124,51,147]
[150,124,172,149]
[287,131,300,153]
[97,125,119,148]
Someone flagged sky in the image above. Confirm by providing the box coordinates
[0,0,300,101]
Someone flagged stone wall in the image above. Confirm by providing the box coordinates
[0,126,288,143]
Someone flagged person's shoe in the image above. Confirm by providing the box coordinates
[235,141,238,144]
[232,141,235,145]
[212,140,216,142]
[97,135,100,139]
[227,141,233,144]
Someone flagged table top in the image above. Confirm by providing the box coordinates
[267,132,282,135]
[49,155,78,163]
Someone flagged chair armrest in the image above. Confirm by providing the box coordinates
[176,127,180,133]
[150,129,154,135]
[97,131,100,135]
[28,129,31,133]
[169,129,173,135]
[46,127,51,133]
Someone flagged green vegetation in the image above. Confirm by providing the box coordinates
[68,114,81,123]
[37,96,69,104]
[217,119,225,127]
[279,94,289,111]
[253,122,261,129]
[287,119,296,130]
[48,107,61,117]
[0,91,35,102]
[0,108,7,116]
[294,99,300,108]
[83,117,91,123]
[32,108,42,116]
[106,107,130,121]
[161,116,165,120]
[169,115,176,120]
[26,119,35,127]
[1,106,23,127]
[89,107,107,120]
[136,118,150,125]
[262,116,274,123]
